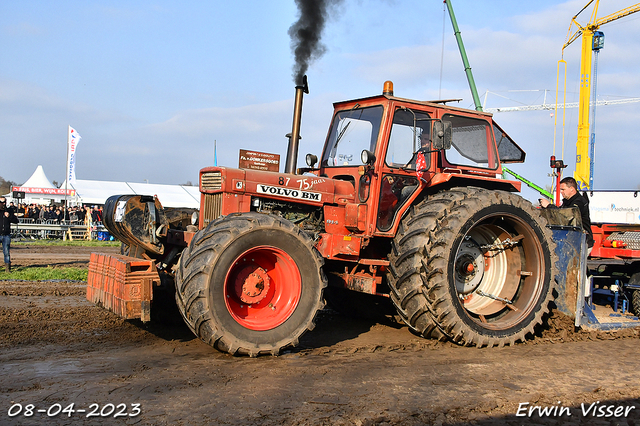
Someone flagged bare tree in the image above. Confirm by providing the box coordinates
[0,176,16,195]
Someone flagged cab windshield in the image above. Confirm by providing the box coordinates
[322,105,384,167]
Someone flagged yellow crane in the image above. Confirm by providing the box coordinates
[559,0,640,190]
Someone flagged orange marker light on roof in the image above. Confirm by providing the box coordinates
[383,81,394,96]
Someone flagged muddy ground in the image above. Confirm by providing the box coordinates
[2,244,640,425]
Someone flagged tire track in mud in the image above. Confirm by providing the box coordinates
[1,278,640,353]
[3,245,640,426]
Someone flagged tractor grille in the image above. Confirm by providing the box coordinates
[202,193,223,226]
[607,231,640,250]
[201,171,222,190]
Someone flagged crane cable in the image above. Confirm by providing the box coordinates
[554,0,593,185]
[552,1,592,191]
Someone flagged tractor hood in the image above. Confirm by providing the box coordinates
[200,166,356,206]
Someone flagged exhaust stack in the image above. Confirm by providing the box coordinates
[284,75,309,174]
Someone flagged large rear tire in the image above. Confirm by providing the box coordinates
[388,187,557,347]
[175,212,326,356]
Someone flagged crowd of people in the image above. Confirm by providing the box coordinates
[2,200,109,272]
[8,202,104,224]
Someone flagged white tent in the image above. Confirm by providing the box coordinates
[62,179,200,209]
[8,165,67,204]
[8,165,201,209]
[126,182,201,209]
[22,165,56,189]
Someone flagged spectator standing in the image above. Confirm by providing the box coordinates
[76,206,85,223]
[0,197,19,272]
[90,207,95,221]
[28,205,36,220]
[91,206,102,223]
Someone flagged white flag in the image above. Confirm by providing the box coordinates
[67,126,81,185]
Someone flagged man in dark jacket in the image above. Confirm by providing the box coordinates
[0,197,19,272]
[540,177,594,252]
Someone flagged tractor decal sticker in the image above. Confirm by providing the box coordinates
[257,184,321,201]
[115,201,127,222]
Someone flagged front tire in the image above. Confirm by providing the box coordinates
[388,187,557,347]
[175,212,326,356]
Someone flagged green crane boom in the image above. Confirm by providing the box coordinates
[445,0,483,111]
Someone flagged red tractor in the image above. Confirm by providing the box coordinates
[89,80,558,356]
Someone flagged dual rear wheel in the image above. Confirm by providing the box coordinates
[387,187,557,347]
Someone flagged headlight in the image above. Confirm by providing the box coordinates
[361,150,375,165]
[306,153,318,167]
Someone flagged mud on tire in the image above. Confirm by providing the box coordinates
[387,187,558,347]
[175,212,327,356]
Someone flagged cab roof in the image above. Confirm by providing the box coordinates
[333,94,494,117]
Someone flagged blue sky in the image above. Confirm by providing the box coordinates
[2,0,639,201]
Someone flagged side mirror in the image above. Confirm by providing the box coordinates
[361,149,376,165]
[433,120,452,150]
[305,153,318,168]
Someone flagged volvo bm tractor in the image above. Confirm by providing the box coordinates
[88,79,558,356]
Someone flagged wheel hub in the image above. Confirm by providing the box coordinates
[234,265,271,305]
[455,239,485,294]
[457,224,522,317]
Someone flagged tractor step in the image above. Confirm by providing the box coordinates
[87,253,160,322]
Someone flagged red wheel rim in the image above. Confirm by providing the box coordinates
[224,245,302,330]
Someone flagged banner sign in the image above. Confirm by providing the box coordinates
[67,126,82,185]
[239,149,280,172]
[12,186,76,196]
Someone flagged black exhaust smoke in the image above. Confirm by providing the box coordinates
[286,0,343,173]
[288,0,343,85]
[284,0,342,173]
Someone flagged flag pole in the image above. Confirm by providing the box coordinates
[65,125,70,222]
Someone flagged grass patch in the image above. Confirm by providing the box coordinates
[13,240,120,247]
[0,265,88,281]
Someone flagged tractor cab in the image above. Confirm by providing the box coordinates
[306,81,526,237]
